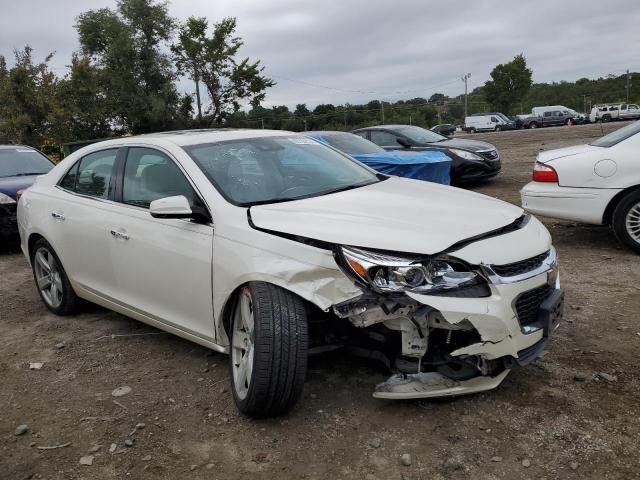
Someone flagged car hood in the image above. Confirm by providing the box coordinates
[537,144,604,163]
[0,175,40,199]
[249,177,523,255]
[422,138,495,153]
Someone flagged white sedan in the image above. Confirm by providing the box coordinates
[18,130,562,416]
[521,121,640,253]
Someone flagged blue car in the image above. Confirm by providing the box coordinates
[305,131,452,185]
[0,145,55,242]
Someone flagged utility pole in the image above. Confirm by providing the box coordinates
[344,110,347,129]
[409,114,412,126]
[462,73,471,118]
[626,69,632,103]
[381,101,385,124]
[261,118,264,129]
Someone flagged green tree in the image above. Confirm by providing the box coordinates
[76,0,181,133]
[483,54,533,113]
[172,16,274,125]
[0,47,61,146]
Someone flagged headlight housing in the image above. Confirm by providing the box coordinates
[448,148,484,161]
[340,246,482,294]
[0,192,16,205]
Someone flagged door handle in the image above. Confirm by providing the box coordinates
[110,229,130,240]
[51,212,65,221]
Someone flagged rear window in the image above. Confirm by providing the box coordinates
[0,148,53,178]
[591,121,640,148]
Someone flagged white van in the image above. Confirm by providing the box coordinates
[464,113,516,133]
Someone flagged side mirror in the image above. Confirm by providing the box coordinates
[396,138,412,148]
[149,195,193,219]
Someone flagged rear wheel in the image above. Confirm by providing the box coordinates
[529,122,538,129]
[601,115,611,123]
[31,238,79,315]
[612,191,640,254]
[229,282,308,417]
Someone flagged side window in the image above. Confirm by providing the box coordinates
[544,112,553,117]
[63,149,118,199]
[60,161,80,191]
[370,130,400,147]
[490,116,498,123]
[352,131,369,140]
[122,147,194,209]
[621,105,628,111]
[610,106,619,111]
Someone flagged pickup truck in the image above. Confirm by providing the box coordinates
[522,109,575,129]
[589,104,640,123]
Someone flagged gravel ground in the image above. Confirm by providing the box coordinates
[1,122,639,480]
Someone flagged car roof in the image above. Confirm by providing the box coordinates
[0,144,36,150]
[304,131,354,136]
[353,125,411,131]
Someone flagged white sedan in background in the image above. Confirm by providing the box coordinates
[18,130,562,417]
[522,121,640,253]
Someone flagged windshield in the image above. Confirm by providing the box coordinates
[591,121,640,148]
[395,125,446,144]
[183,136,380,206]
[497,113,511,122]
[0,148,54,178]
[319,133,385,155]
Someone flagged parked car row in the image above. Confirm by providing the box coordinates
[7,119,640,418]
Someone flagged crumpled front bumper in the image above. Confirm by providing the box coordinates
[0,203,18,239]
[373,268,563,399]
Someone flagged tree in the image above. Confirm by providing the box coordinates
[429,93,445,104]
[483,54,533,113]
[294,104,310,116]
[76,0,181,133]
[172,16,274,125]
[0,47,61,146]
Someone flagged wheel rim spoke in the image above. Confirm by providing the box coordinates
[34,248,62,308]
[231,290,255,400]
[626,203,640,243]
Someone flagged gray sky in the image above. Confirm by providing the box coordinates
[1,0,638,109]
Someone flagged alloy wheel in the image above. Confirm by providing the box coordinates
[231,288,255,400]
[625,202,640,244]
[33,247,63,308]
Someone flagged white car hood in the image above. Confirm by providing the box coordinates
[537,144,603,163]
[250,177,524,255]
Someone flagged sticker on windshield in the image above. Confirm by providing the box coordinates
[288,138,319,145]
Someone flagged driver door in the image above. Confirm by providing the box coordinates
[107,146,215,341]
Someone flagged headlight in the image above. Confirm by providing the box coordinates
[0,192,16,205]
[340,246,479,294]
[448,148,484,161]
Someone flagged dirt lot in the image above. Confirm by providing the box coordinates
[2,122,640,480]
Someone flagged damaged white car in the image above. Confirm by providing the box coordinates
[17,130,564,417]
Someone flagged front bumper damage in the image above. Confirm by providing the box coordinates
[334,248,564,400]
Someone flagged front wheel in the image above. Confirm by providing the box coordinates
[612,191,640,254]
[229,282,308,417]
[529,122,538,129]
[494,125,502,132]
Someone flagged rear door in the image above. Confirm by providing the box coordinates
[45,147,123,298]
[106,146,215,340]
[369,130,405,149]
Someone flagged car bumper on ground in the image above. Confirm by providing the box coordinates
[372,255,563,399]
[521,182,620,224]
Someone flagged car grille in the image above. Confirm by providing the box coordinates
[514,284,553,327]
[491,250,550,277]
[478,149,499,161]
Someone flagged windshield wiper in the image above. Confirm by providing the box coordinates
[245,197,301,206]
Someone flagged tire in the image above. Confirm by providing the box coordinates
[469,127,476,134]
[31,238,80,315]
[601,115,611,123]
[494,125,502,132]
[529,122,538,129]
[229,282,308,417]
[612,191,640,254]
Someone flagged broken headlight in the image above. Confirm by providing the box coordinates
[340,246,480,294]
